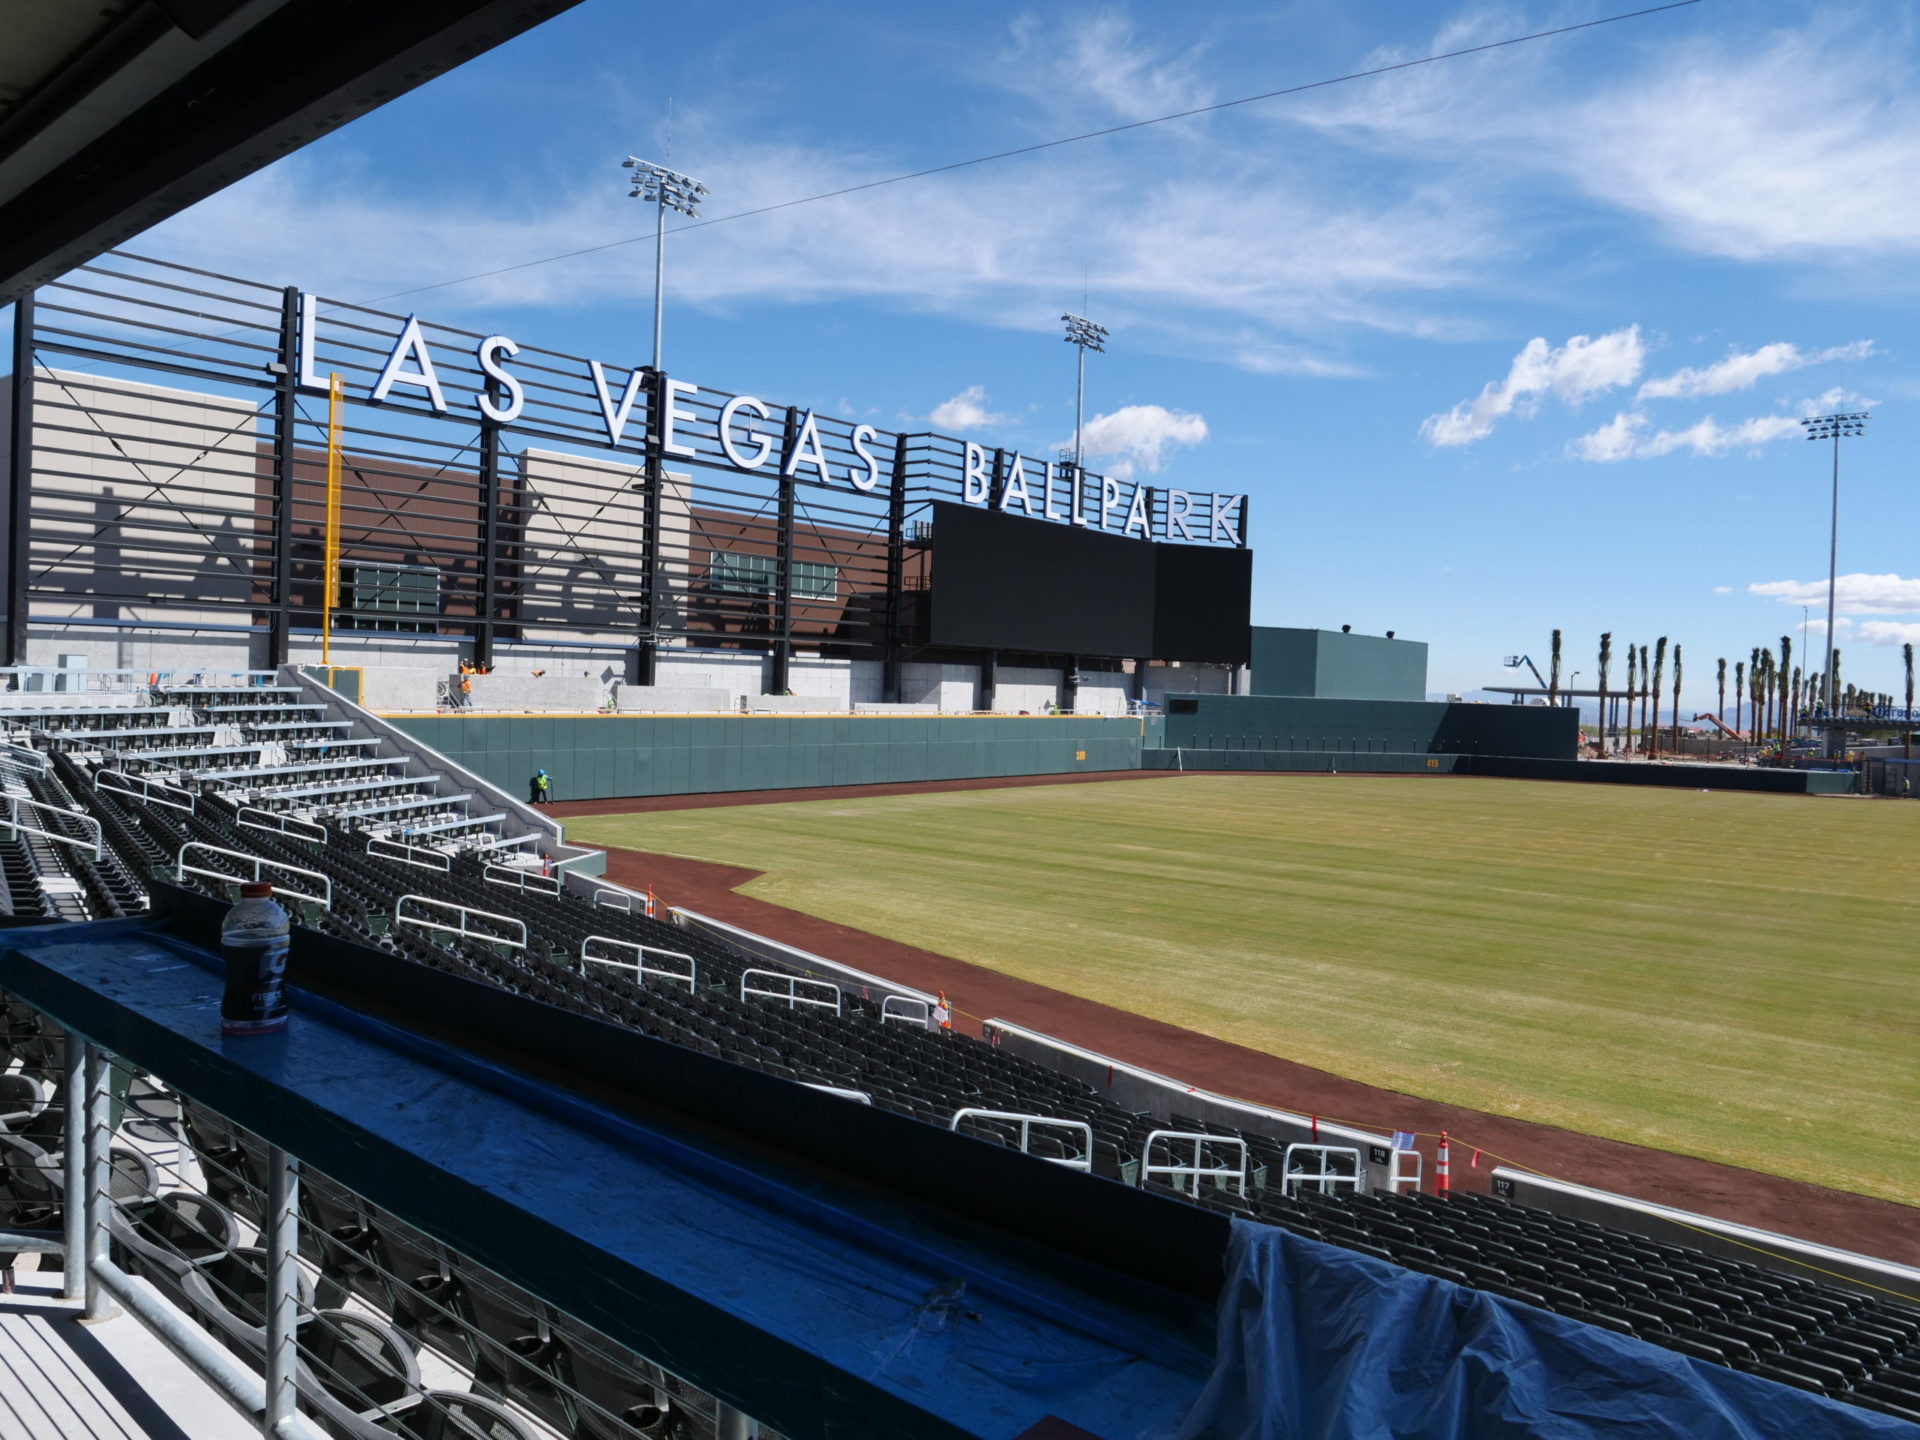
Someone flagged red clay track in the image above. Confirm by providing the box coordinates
[548,773,1920,1268]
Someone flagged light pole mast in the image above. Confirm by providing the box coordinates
[1062,313,1107,473]
[1800,410,1868,741]
[623,158,708,371]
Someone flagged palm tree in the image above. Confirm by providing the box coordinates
[1791,666,1803,751]
[1549,628,1562,708]
[1760,647,1776,747]
[1650,638,1667,758]
[1639,644,1650,755]
[1904,642,1913,761]
[1670,644,1683,752]
[1734,660,1746,739]
[1626,644,1638,756]
[1778,635,1793,748]
[1749,646,1762,746]
[1597,632,1613,756]
[1716,657,1727,736]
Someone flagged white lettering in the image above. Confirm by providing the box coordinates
[1070,466,1088,527]
[718,395,772,468]
[963,443,991,504]
[781,409,833,484]
[1043,462,1064,520]
[1211,492,1244,545]
[662,378,700,458]
[369,315,449,412]
[1100,477,1122,531]
[849,424,883,492]
[997,453,1036,516]
[296,293,327,391]
[474,336,524,424]
[589,361,648,447]
[1168,489,1196,542]
[1123,484,1151,538]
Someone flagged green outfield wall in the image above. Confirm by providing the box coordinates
[390,714,1160,802]
[1161,694,1580,760]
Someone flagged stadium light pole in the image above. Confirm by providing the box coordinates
[1800,410,1868,736]
[623,157,708,371]
[1062,313,1108,473]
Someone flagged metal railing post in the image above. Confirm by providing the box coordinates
[714,1405,758,1440]
[60,1035,84,1302]
[265,1146,302,1433]
[82,1042,114,1322]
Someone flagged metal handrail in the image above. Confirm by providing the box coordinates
[948,1109,1094,1172]
[367,835,450,871]
[236,806,327,843]
[395,893,526,950]
[740,968,841,1014]
[1142,1129,1249,1197]
[97,767,197,813]
[175,841,331,908]
[880,995,932,1029]
[581,935,696,990]
[483,862,560,894]
[3,794,105,860]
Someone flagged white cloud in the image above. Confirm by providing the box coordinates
[1713,586,1732,595]
[1420,326,1644,447]
[1856,621,1920,648]
[1570,411,1800,462]
[1077,405,1208,480]
[1638,341,1874,400]
[929,385,1006,430]
[1749,574,1920,616]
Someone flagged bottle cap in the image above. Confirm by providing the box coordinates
[239,881,273,900]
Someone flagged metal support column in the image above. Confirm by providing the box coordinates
[636,368,665,687]
[881,434,908,703]
[265,1146,302,1431]
[1062,658,1079,716]
[267,287,300,668]
[714,1404,758,1440]
[475,409,501,672]
[769,407,798,697]
[7,292,35,665]
[980,649,997,714]
[1133,659,1150,704]
[60,1034,84,1301]
[82,1042,113,1322]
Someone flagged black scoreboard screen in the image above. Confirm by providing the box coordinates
[927,502,1250,663]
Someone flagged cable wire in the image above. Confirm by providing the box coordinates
[357,1,1703,307]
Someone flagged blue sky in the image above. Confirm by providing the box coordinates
[25,0,1920,701]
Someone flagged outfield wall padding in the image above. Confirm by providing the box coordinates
[1143,749,1466,775]
[1161,693,1579,760]
[1466,755,1858,794]
[390,713,1151,801]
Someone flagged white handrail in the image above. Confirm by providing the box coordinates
[367,835,450,872]
[95,768,196,814]
[1389,1147,1424,1194]
[236,806,326,843]
[395,893,526,950]
[484,862,561,895]
[740,968,841,1014]
[948,1109,1093,1173]
[1,795,104,861]
[1143,1130,1249,1197]
[1281,1144,1365,1197]
[580,935,696,990]
[174,841,330,908]
[881,995,932,1029]
[803,1083,872,1105]
[0,742,48,774]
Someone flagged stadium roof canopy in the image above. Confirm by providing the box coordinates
[0,0,582,304]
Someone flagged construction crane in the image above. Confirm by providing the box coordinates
[1502,654,1549,689]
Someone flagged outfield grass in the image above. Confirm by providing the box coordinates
[567,776,1920,1206]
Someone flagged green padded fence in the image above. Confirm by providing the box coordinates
[391,714,1152,802]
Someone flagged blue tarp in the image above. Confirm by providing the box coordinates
[1169,1219,1919,1440]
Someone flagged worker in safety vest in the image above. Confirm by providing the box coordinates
[530,769,552,805]
[933,991,951,1031]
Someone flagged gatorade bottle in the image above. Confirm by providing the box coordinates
[220,882,291,1035]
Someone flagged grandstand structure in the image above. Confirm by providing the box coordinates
[0,665,1915,1436]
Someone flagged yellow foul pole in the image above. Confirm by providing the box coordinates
[322,373,344,667]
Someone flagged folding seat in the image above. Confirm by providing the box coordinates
[377,1388,542,1439]
[110,1189,240,1308]
[296,1308,422,1424]
[376,1219,477,1367]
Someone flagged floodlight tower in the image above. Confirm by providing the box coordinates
[1062,313,1107,473]
[623,157,708,370]
[1800,410,1869,731]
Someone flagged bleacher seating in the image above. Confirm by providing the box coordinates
[1,678,1917,1426]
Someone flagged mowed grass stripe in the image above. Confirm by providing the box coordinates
[568,776,1920,1206]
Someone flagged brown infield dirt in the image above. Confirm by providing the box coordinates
[549,770,1920,1270]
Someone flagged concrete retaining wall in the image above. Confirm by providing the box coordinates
[613,686,732,713]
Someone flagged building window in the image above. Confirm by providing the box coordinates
[707,551,837,601]
[343,563,439,632]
